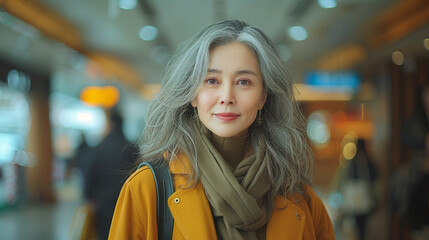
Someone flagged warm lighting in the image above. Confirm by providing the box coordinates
[341,131,357,149]
[369,0,429,47]
[141,84,161,100]
[294,83,353,101]
[318,0,337,9]
[331,111,347,127]
[424,38,429,51]
[288,26,308,41]
[80,85,120,108]
[343,142,357,160]
[139,25,158,41]
[392,51,404,65]
[317,43,366,70]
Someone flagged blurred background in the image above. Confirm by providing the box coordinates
[0,0,428,239]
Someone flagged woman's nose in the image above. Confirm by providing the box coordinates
[219,85,235,105]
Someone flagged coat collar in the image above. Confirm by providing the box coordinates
[169,152,193,175]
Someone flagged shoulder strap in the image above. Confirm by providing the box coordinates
[138,160,174,240]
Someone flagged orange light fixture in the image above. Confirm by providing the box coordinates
[80,86,120,108]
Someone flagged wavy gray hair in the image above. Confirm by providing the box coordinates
[139,20,313,196]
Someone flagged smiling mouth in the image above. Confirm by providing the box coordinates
[215,113,239,121]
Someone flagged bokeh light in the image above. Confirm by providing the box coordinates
[288,26,308,41]
[139,25,158,41]
[80,85,120,108]
[307,111,331,148]
[118,0,137,10]
[318,0,337,9]
[392,51,404,65]
[424,38,429,51]
[343,142,357,160]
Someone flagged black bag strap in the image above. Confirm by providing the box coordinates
[138,160,174,240]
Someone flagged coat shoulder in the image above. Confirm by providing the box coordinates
[109,166,159,239]
[124,166,157,192]
[289,184,327,217]
[302,184,321,207]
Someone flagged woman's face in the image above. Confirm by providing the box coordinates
[191,42,266,138]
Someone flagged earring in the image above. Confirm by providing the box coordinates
[257,109,263,125]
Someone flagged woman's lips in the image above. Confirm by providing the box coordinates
[215,113,239,121]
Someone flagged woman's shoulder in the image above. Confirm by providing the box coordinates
[301,184,320,201]
[301,184,324,205]
[123,166,157,190]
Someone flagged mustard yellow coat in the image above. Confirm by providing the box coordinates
[109,154,335,239]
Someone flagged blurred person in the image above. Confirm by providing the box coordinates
[109,20,334,239]
[393,83,429,239]
[81,108,138,240]
[67,132,91,181]
[340,139,378,240]
[407,144,429,240]
[401,84,429,151]
[406,85,429,240]
[72,132,91,169]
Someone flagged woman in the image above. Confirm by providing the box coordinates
[109,20,334,239]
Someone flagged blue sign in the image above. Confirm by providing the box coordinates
[305,71,361,92]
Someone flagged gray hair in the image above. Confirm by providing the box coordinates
[139,20,313,196]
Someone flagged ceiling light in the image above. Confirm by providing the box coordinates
[139,25,158,41]
[424,38,429,51]
[288,26,308,41]
[318,0,337,9]
[119,0,137,10]
[392,51,404,65]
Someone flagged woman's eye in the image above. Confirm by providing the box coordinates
[205,78,218,85]
[237,79,251,86]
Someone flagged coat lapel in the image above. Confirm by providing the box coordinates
[168,183,217,239]
[168,155,217,239]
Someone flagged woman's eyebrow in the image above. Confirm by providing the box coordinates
[236,70,257,76]
[207,68,221,73]
[207,68,257,76]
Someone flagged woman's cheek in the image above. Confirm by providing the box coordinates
[198,91,217,107]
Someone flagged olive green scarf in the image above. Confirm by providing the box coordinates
[194,124,272,240]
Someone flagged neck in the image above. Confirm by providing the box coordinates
[209,133,248,169]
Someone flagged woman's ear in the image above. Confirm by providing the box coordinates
[191,98,197,108]
[258,92,267,110]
